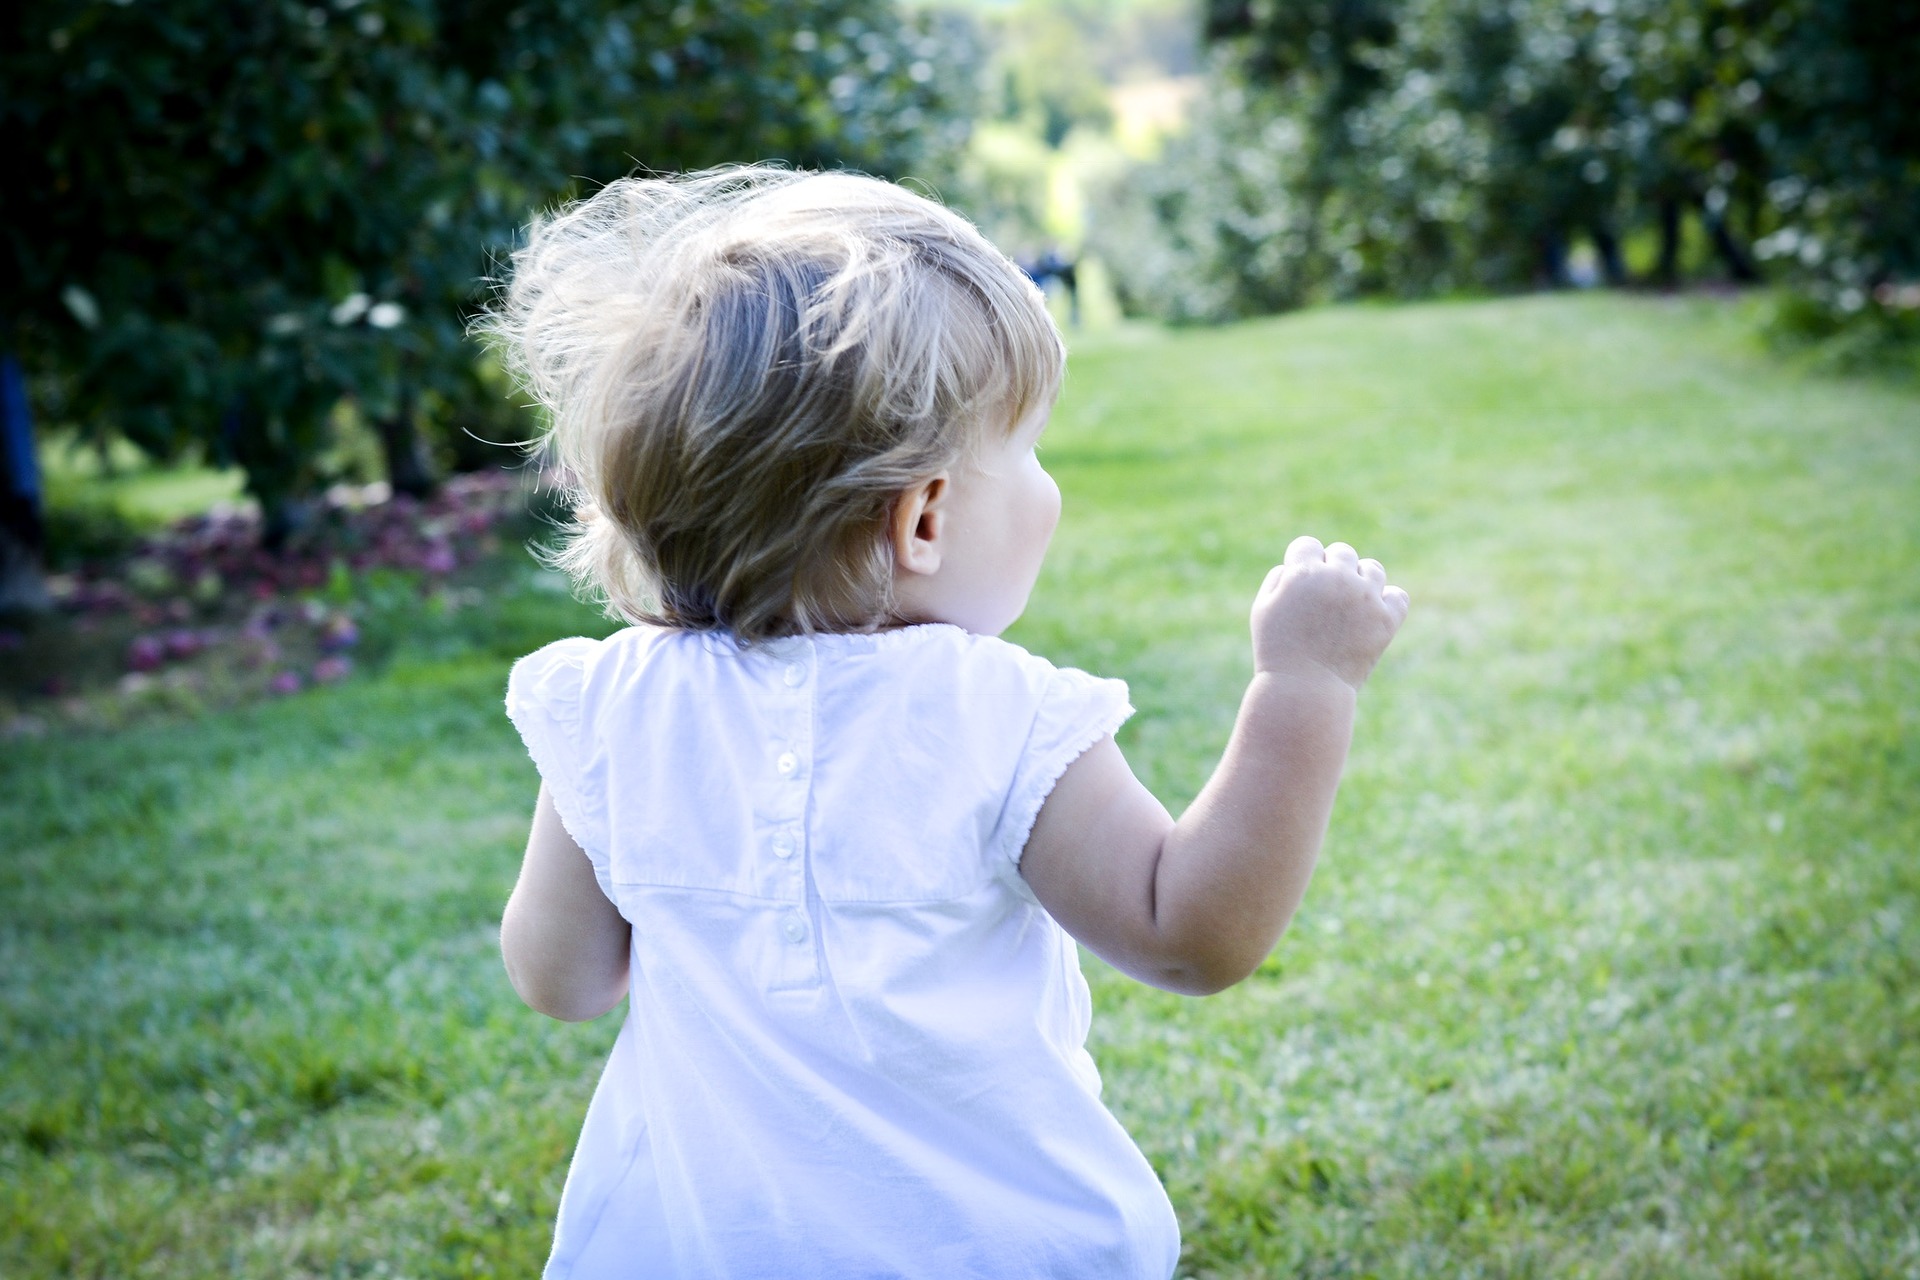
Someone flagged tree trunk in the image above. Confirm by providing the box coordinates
[0,352,50,615]
[259,492,319,551]
[1703,203,1760,283]
[1539,231,1570,288]
[376,391,438,500]
[1655,198,1682,288]
[0,523,50,614]
[1592,226,1627,287]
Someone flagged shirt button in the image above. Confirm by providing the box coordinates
[776,751,798,776]
[771,833,795,859]
[782,914,808,944]
[783,663,805,688]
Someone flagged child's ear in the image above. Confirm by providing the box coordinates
[889,473,948,576]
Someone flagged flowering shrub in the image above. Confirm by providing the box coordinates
[2,469,539,736]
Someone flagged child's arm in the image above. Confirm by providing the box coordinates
[1020,537,1408,996]
[500,784,632,1021]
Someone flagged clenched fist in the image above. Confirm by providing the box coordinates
[1252,536,1409,689]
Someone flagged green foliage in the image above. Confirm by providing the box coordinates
[39,490,147,573]
[947,0,1196,256]
[1740,0,1920,324]
[1767,287,1920,376]
[1097,0,1920,326]
[2,0,977,525]
[983,0,1121,146]
[978,0,1197,147]
[34,439,235,571]
[4,295,1917,1273]
[1087,84,1318,320]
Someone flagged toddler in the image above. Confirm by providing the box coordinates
[489,167,1407,1278]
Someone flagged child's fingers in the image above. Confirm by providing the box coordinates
[1284,535,1325,568]
[1359,557,1387,589]
[1325,541,1360,572]
[1260,564,1286,597]
[1383,584,1411,623]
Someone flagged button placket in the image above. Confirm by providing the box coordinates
[763,660,808,890]
[761,638,819,991]
[775,644,814,974]
[761,700,805,884]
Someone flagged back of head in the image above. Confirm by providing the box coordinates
[484,166,1065,641]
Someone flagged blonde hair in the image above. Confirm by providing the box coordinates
[482,166,1065,641]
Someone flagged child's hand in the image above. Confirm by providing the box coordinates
[1252,536,1409,690]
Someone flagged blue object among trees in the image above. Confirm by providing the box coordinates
[0,352,48,614]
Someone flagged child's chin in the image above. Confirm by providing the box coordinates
[922,590,1032,638]
[973,603,1029,638]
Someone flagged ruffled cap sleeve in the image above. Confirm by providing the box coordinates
[991,660,1134,878]
[504,637,612,891]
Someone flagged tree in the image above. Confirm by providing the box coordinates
[2,0,975,583]
[1740,0,1920,310]
[1095,0,1919,325]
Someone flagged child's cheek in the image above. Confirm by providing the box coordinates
[1038,469,1063,547]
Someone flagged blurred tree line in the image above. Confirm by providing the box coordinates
[1091,0,1920,331]
[949,0,1197,259]
[1,0,976,608]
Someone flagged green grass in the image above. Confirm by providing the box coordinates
[39,437,249,525]
[4,293,1916,1276]
[34,437,251,571]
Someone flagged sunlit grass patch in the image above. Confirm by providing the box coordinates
[1044,294,1919,1277]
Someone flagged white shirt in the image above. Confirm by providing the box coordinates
[505,623,1180,1279]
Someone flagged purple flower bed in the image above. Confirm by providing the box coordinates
[3,470,539,735]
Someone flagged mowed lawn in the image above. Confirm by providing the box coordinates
[3,294,1916,1277]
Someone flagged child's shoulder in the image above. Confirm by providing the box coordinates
[808,624,1105,703]
[507,622,1115,721]
[795,621,1061,670]
[512,621,1051,670]
[506,621,687,679]
[505,628,663,738]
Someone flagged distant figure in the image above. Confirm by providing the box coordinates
[1022,248,1082,327]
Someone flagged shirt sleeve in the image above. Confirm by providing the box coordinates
[991,661,1135,875]
[504,637,612,889]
